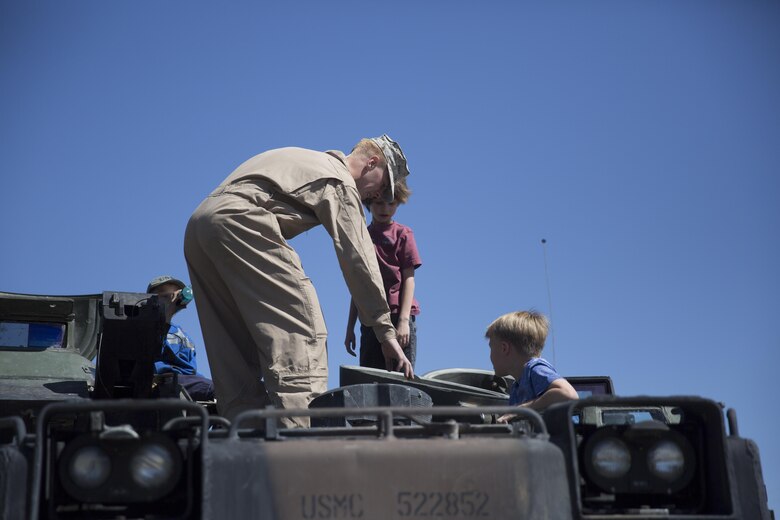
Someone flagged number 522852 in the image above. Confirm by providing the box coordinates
[396,491,489,517]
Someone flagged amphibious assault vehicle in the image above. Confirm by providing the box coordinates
[0,290,773,519]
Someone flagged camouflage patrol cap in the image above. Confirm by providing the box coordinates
[147,275,186,293]
[370,134,410,203]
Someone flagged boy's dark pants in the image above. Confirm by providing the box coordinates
[360,314,416,370]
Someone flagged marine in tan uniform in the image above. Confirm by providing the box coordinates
[184,135,414,427]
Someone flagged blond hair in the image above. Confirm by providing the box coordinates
[485,310,549,358]
[351,138,386,168]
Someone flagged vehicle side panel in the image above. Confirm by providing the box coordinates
[204,436,572,520]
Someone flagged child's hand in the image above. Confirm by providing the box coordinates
[344,330,357,357]
[396,318,410,347]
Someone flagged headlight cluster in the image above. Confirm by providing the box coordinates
[582,422,695,495]
[58,433,182,503]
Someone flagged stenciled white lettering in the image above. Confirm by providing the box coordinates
[300,494,364,519]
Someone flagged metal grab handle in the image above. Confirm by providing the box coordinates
[163,415,231,431]
[229,407,396,439]
[0,416,26,446]
[228,405,547,439]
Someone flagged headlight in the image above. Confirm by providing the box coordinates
[647,439,685,481]
[68,445,111,489]
[590,437,631,479]
[58,433,183,503]
[581,420,697,497]
[130,443,176,489]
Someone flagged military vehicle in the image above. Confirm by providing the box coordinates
[0,290,774,519]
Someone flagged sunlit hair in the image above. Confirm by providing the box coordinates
[485,310,549,358]
[351,138,387,169]
[363,178,412,209]
[393,178,411,204]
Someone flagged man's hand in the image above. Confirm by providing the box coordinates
[344,330,357,357]
[381,338,414,379]
[396,318,410,348]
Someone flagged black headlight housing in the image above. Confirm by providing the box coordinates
[32,399,206,520]
[57,432,183,503]
[580,419,698,500]
[545,396,733,516]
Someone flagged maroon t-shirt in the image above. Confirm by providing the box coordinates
[367,220,422,315]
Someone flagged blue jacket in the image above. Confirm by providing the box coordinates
[155,323,199,376]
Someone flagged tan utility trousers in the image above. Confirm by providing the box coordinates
[184,185,328,428]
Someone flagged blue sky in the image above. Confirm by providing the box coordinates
[1,0,778,510]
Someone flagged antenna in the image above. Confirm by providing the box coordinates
[541,239,556,366]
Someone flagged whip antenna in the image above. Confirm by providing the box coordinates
[541,238,556,366]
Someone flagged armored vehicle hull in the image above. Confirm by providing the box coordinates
[0,291,773,519]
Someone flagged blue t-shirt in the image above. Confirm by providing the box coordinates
[154,323,198,376]
[509,358,562,406]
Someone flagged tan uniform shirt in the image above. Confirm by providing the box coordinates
[219,147,396,343]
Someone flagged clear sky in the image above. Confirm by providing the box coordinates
[1,0,778,511]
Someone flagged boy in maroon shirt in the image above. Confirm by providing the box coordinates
[344,180,422,369]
